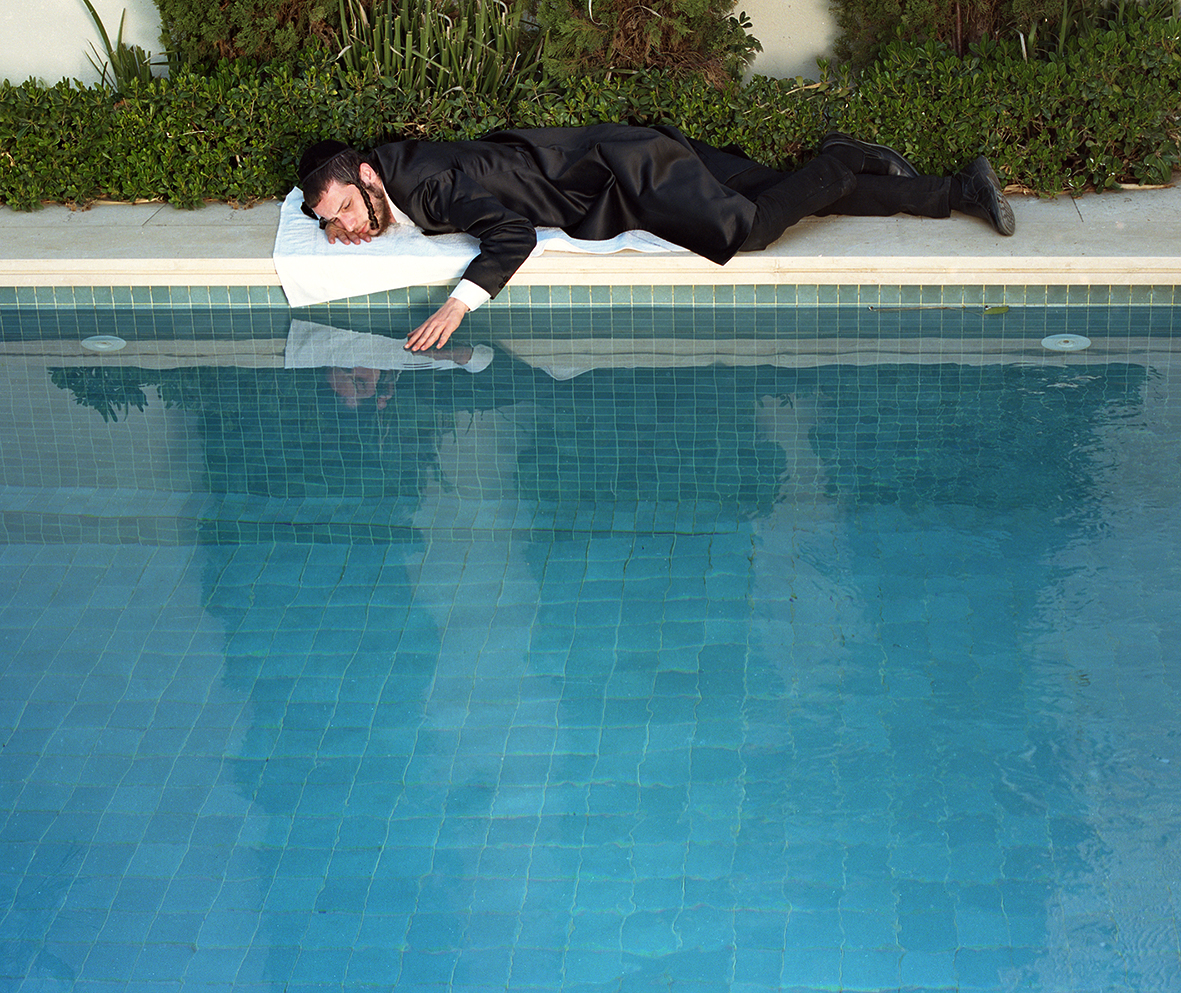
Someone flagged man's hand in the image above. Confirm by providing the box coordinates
[406,297,470,351]
[324,220,372,245]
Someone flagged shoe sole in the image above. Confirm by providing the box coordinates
[992,191,1016,236]
[969,156,1015,235]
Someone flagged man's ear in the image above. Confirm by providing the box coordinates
[358,162,382,189]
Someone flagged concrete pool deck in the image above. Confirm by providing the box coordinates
[1,180,1179,292]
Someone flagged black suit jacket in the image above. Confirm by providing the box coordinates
[373,124,759,298]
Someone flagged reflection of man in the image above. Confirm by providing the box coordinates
[297,126,1014,351]
[325,345,481,409]
[284,319,494,409]
[325,366,395,410]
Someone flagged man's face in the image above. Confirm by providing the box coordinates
[326,366,394,409]
[311,163,391,237]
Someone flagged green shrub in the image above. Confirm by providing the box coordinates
[0,80,117,209]
[1,18,1178,209]
[153,0,758,86]
[831,0,1180,67]
[536,0,761,84]
[336,0,547,101]
[153,0,337,67]
[830,0,1046,66]
[828,21,1181,191]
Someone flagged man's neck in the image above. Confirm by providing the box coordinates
[383,188,413,227]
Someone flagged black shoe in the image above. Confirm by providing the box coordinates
[956,156,1015,236]
[818,132,919,179]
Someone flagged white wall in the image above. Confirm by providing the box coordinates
[744,0,839,80]
[1,0,835,87]
[1,0,164,87]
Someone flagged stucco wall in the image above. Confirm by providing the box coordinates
[744,0,838,80]
[1,0,835,87]
[2,0,163,87]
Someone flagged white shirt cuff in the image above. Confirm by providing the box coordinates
[450,279,492,312]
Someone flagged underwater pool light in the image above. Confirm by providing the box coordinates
[81,335,127,352]
[1041,334,1091,352]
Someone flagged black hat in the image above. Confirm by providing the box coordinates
[298,139,350,184]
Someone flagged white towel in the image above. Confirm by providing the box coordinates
[272,187,686,307]
[285,319,493,373]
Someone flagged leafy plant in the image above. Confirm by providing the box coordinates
[152,0,338,69]
[833,21,1181,191]
[1018,0,1180,58]
[536,0,762,84]
[335,0,548,100]
[2,16,1179,209]
[79,0,161,94]
[831,0,1181,65]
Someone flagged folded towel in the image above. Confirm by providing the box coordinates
[273,187,686,307]
[285,319,493,373]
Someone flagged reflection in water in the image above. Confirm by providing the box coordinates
[47,341,1147,523]
[50,341,798,512]
[808,364,1146,513]
[288,318,496,410]
[19,328,1180,991]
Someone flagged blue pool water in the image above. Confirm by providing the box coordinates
[1,300,1180,992]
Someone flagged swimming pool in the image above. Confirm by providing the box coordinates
[2,295,1180,992]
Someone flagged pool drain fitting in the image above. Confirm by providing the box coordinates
[1041,334,1091,352]
[81,335,127,352]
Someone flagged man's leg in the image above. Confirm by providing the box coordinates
[683,137,786,193]
[689,134,1012,249]
[817,160,1015,237]
[814,174,952,219]
[710,141,952,233]
[741,166,1027,250]
[687,138,941,250]
[738,155,857,252]
[739,168,1016,243]
[681,138,861,252]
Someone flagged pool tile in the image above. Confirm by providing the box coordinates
[3,292,1181,993]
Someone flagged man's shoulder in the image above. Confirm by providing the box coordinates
[374,139,415,157]
[373,140,427,181]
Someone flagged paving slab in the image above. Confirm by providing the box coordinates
[1,181,1178,290]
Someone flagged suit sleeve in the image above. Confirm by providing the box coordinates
[408,170,538,299]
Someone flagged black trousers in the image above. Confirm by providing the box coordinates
[688,140,952,252]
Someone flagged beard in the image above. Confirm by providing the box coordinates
[358,178,392,237]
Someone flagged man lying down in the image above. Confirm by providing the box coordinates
[286,319,848,404]
[297,125,1015,352]
[285,319,495,409]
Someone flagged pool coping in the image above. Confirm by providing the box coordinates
[2,179,1179,292]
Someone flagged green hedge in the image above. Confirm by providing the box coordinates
[834,21,1181,192]
[2,19,1179,210]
